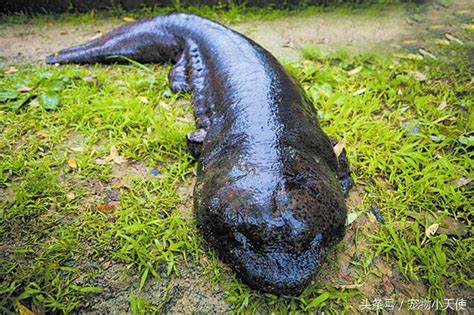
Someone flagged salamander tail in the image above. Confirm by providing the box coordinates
[45,16,181,65]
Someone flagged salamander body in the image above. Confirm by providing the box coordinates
[46,13,352,295]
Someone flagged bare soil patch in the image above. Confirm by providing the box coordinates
[0,1,471,66]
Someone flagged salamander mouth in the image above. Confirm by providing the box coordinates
[229,232,326,295]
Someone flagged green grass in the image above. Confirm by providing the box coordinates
[1,1,410,26]
[298,43,473,301]
[0,64,201,313]
[1,8,473,315]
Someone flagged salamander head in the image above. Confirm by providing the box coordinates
[229,227,327,295]
[197,176,347,295]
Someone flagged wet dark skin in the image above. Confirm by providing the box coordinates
[46,13,352,295]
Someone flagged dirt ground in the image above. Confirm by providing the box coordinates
[0,1,471,66]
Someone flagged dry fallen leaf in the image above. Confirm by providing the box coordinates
[67,158,78,169]
[29,99,41,108]
[372,114,383,120]
[69,146,84,152]
[90,31,103,40]
[419,49,437,60]
[16,302,35,315]
[448,177,473,187]
[425,223,439,237]
[93,181,104,194]
[123,16,136,22]
[382,274,394,294]
[413,71,427,81]
[462,24,474,31]
[96,201,120,212]
[421,223,439,245]
[333,139,346,158]
[353,88,366,96]
[18,85,32,92]
[35,130,47,138]
[340,272,355,282]
[455,10,471,15]
[159,101,171,110]
[109,146,127,165]
[138,96,149,104]
[437,98,448,110]
[176,116,194,123]
[428,24,444,30]
[5,66,18,75]
[434,38,450,46]
[109,146,119,162]
[445,33,463,45]
[111,180,125,189]
[95,158,107,165]
[348,66,363,76]
[402,39,417,45]
[375,261,393,277]
[130,163,148,177]
[82,74,97,81]
[103,261,112,270]
[333,283,363,289]
[394,53,423,60]
[346,212,358,226]
[199,255,208,264]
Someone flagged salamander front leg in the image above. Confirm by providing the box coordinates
[187,129,207,159]
[187,104,211,159]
